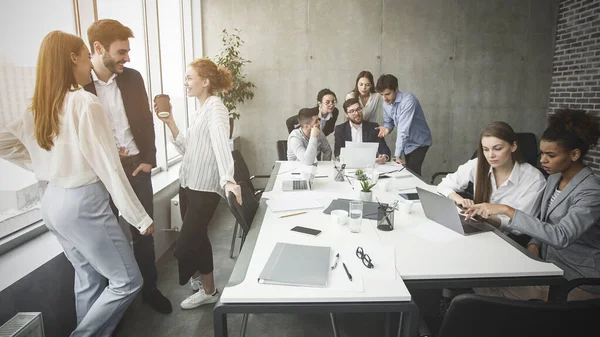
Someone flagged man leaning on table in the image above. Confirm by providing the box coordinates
[334,98,391,164]
[287,107,332,165]
[375,74,432,176]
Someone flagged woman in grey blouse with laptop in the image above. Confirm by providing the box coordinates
[157,58,242,310]
[465,109,600,301]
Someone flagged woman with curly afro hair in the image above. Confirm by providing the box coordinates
[465,109,600,301]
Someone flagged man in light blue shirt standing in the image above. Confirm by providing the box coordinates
[375,74,432,176]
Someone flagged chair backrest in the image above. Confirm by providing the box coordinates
[226,181,259,239]
[285,115,299,134]
[516,132,538,168]
[276,140,288,161]
[232,150,255,190]
[437,293,600,337]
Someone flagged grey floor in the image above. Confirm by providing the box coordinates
[116,203,390,337]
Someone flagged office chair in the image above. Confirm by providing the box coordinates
[276,140,288,161]
[437,288,600,337]
[286,114,299,134]
[230,150,269,258]
[430,133,542,187]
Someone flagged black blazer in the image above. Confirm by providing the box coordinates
[285,107,339,137]
[84,67,157,167]
[333,120,391,159]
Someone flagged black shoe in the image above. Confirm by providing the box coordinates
[143,288,173,314]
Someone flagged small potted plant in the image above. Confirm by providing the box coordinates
[354,169,368,181]
[359,180,377,202]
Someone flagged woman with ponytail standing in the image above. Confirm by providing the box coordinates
[156,58,242,309]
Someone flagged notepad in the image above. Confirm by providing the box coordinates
[258,242,331,288]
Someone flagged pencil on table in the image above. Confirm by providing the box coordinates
[279,211,307,218]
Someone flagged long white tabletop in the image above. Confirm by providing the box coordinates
[253,161,562,284]
[220,161,412,304]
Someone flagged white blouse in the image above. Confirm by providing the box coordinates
[345,91,384,124]
[171,96,235,197]
[0,88,152,232]
[437,158,547,225]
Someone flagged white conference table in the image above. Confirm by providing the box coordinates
[214,161,565,337]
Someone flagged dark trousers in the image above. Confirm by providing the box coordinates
[174,187,221,285]
[109,155,157,294]
[405,146,429,177]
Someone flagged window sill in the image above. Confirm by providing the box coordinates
[0,163,181,292]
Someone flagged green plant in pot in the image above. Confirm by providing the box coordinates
[213,28,256,138]
[354,169,368,182]
[359,180,376,202]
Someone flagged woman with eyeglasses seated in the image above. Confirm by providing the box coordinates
[285,88,339,137]
[437,121,546,231]
[465,109,600,301]
[345,70,383,124]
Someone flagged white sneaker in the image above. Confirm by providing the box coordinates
[180,289,219,310]
[189,277,203,292]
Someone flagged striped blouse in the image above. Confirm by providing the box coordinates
[171,96,235,197]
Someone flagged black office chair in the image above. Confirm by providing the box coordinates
[276,140,288,161]
[230,150,269,258]
[286,114,299,134]
[437,286,600,337]
[430,133,542,187]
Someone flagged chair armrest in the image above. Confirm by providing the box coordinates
[553,278,600,301]
[431,171,453,184]
[250,175,271,180]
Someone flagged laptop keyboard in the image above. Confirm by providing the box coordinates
[293,180,309,190]
[459,215,483,233]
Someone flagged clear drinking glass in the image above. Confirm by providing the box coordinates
[349,200,363,233]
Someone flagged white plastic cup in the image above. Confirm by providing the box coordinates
[331,210,348,225]
[378,180,390,192]
[397,199,414,215]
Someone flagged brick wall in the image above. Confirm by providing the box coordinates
[548,0,600,173]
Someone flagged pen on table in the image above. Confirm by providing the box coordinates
[331,253,340,270]
[345,176,354,189]
[279,211,307,218]
[342,262,353,281]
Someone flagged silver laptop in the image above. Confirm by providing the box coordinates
[416,187,495,236]
[341,142,378,169]
[282,172,315,191]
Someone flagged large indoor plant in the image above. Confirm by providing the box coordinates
[213,28,256,138]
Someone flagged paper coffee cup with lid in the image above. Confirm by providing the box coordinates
[154,94,170,117]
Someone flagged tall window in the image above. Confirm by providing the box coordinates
[0,0,75,239]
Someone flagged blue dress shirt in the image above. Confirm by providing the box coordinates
[382,91,432,157]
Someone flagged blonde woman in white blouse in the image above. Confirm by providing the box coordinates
[437,121,546,229]
[0,31,152,336]
[156,58,242,310]
[345,70,384,124]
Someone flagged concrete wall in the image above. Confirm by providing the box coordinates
[202,0,559,180]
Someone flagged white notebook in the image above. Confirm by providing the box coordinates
[258,242,331,288]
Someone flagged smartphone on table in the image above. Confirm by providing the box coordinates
[290,226,322,236]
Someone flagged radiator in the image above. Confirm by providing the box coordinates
[170,195,182,231]
[0,312,44,337]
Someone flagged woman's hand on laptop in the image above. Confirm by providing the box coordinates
[464,203,515,222]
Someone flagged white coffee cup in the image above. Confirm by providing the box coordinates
[397,199,414,215]
[378,180,390,192]
[331,210,348,225]
[371,171,380,183]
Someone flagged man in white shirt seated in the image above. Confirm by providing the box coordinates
[287,107,332,165]
[334,98,391,164]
